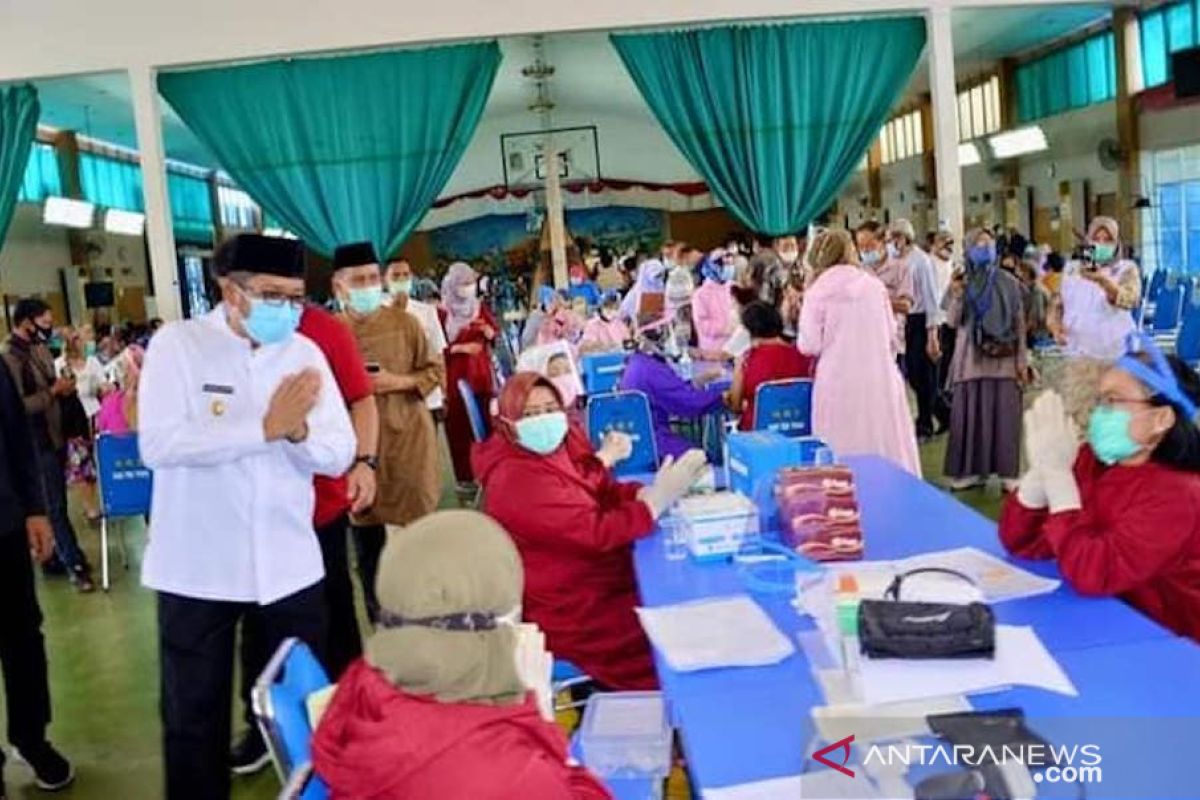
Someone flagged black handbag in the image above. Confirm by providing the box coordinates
[857,567,995,660]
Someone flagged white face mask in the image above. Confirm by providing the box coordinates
[457,285,477,301]
[778,249,799,265]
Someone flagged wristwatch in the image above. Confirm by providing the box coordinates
[354,455,379,471]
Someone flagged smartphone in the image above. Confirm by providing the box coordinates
[365,362,381,374]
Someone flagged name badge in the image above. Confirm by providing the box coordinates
[202,384,235,395]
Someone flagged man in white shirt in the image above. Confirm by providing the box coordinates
[889,219,947,439]
[138,234,355,800]
[385,258,448,415]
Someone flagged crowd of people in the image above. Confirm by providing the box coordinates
[0,211,1197,798]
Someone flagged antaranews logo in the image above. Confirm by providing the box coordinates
[812,735,856,777]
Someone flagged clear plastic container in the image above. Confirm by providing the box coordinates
[579,691,673,779]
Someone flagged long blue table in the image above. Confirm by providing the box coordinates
[633,455,1198,796]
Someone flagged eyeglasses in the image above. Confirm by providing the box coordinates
[1097,394,1155,410]
[523,403,561,418]
[236,283,305,311]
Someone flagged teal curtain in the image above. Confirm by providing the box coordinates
[167,171,214,244]
[159,42,501,258]
[611,19,925,236]
[1015,31,1116,122]
[80,153,145,212]
[18,142,61,202]
[1140,0,1200,88]
[0,85,39,248]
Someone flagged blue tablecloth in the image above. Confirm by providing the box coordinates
[632,455,1198,796]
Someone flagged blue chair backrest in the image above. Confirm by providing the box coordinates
[95,433,152,517]
[457,379,488,443]
[1153,284,1185,332]
[1147,268,1168,305]
[752,379,814,437]
[586,391,659,476]
[256,639,330,799]
[1178,294,1200,363]
[581,352,628,395]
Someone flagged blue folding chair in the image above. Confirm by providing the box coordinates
[751,379,814,437]
[1176,290,1200,365]
[1152,280,1185,333]
[252,638,330,800]
[94,432,152,592]
[457,379,488,443]
[586,391,659,477]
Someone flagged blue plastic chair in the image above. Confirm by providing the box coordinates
[1152,281,1185,332]
[94,432,153,591]
[252,638,330,800]
[457,379,488,443]
[1177,291,1200,364]
[586,390,659,476]
[580,352,628,395]
[751,378,814,437]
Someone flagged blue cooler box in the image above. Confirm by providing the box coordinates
[725,431,827,532]
[582,352,628,395]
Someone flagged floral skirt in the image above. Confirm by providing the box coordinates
[66,436,97,485]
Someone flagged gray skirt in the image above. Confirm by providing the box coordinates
[944,378,1022,479]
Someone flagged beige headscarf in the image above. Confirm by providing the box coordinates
[808,229,858,277]
[1087,216,1119,243]
[365,510,526,705]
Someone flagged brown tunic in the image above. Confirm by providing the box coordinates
[345,299,444,526]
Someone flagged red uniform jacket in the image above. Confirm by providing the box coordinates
[999,445,1200,642]
[313,660,611,800]
[472,428,659,690]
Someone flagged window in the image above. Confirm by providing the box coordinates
[168,171,214,244]
[956,76,1001,141]
[218,185,259,230]
[80,153,144,212]
[1144,146,1200,275]
[1015,31,1116,122]
[1140,0,1200,88]
[18,142,61,202]
[878,109,924,165]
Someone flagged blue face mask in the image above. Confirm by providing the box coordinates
[243,298,302,346]
[861,249,883,267]
[514,411,568,455]
[1087,406,1142,465]
[721,264,736,283]
[886,242,902,260]
[388,278,413,297]
[967,244,996,268]
[1092,243,1117,263]
[346,285,384,315]
[84,341,97,358]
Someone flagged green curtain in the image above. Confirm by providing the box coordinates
[159,42,501,258]
[1015,31,1116,123]
[167,171,214,244]
[18,142,61,203]
[611,19,925,236]
[0,85,39,249]
[80,153,145,212]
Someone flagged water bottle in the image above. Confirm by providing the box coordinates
[678,350,693,382]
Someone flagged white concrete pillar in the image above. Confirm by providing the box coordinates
[926,6,963,247]
[543,144,568,290]
[129,64,182,321]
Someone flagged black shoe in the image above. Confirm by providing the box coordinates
[14,742,75,791]
[230,729,270,776]
[70,567,96,594]
[41,556,67,577]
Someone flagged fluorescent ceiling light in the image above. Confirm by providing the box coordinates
[43,197,95,229]
[105,209,145,236]
[959,142,981,167]
[988,125,1048,159]
[262,228,297,239]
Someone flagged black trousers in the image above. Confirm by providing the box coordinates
[237,515,361,739]
[0,531,52,771]
[904,313,949,436]
[158,583,326,800]
[352,524,386,625]
[937,324,958,425]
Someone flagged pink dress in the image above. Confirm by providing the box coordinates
[692,279,735,353]
[580,316,630,351]
[799,264,920,476]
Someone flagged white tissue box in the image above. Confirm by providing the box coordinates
[676,491,760,560]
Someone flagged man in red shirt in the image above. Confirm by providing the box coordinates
[232,304,379,776]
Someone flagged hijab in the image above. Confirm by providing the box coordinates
[495,372,565,443]
[365,510,526,705]
[441,262,479,341]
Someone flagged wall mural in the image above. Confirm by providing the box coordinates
[426,205,668,272]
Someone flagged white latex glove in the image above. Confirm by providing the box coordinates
[596,431,634,468]
[638,450,708,518]
[1016,468,1048,509]
[1024,391,1082,512]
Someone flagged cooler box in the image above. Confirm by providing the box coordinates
[725,432,827,532]
[676,491,760,561]
[582,352,628,395]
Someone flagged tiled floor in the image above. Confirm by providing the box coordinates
[0,434,1001,800]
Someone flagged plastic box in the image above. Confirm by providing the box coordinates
[776,465,864,561]
[580,691,672,780]
[581,352,628,395]
[725,432,827,531]
[675,491,760,560]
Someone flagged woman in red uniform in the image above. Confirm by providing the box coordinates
[313,510,612,799]
[727,300,815,430]
[999,333,1200,642]
[472,373,705,690]
[441,262,498,492]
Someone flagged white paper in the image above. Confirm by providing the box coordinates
[590,694,665,736]
[822,547,1059,604]
[636,595,795,672]
[858,625,1077,706]
[703,770,886,800]
[811,694,971,743]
